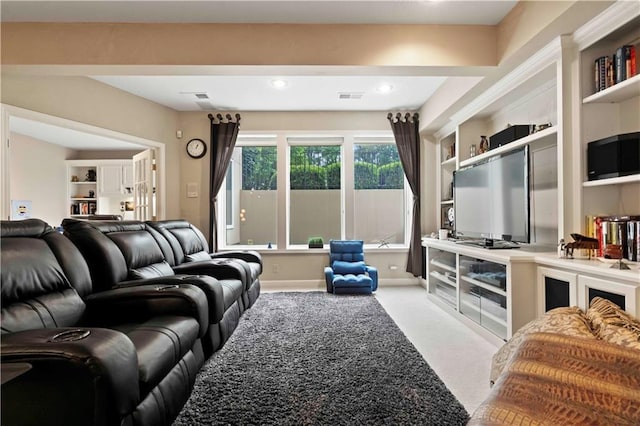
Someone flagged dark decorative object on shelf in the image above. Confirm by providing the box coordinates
[489,124,533,150]
[563,233,599,259]
[85,169,96,182]
[479,136,489,154]
[308,236,324,249]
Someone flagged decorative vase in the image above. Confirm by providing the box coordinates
[479,136,489,154]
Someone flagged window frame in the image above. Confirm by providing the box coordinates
[286,136,344,249]
[217,131,411,251]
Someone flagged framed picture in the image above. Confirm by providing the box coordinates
[125,201,134,211]
[11,200,32,220]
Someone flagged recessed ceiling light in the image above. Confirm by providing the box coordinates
[271,79,288,89]
[376,84,394,93]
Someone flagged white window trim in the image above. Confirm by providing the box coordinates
[218,130,410,251]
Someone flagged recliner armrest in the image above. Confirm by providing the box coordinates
[85,284,209,336]
[117,275,225,324]
[1,327,139,426]
[324,266,335,293]
[211,251,263,272]
[365,265,378,291]
[173,259,250,290]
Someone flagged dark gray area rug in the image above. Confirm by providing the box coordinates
[174,292,469,425]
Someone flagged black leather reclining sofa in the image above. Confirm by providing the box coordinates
[61,218,260,356]
[146,219,262,310]
[1,219,209,425]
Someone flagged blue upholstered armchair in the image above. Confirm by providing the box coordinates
[324,240,378,294]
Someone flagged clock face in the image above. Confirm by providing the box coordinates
[447,207,455,223]
[186,138,207,159]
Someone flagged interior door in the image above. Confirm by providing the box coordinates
[132,148,158,220]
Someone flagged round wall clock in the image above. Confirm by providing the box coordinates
[186,138,207,159]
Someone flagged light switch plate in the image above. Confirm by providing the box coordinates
[187,182,198,198]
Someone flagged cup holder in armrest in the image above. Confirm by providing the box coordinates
[156,285,180,291]
[49,329,91,343]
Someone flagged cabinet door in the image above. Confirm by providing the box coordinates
[121,164,134,193]
[578,275,638,316]
[536,267,577,317]
[98,165,123,194]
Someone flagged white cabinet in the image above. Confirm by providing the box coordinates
[66,160,98,217]
[575,5,640,232]
[536,266,578,316]
[98,162,133,195]
[578,275,638,318]
[424,239,537,344]
[535,254,639,319]
[427,248,457,309]
[67,159,133,217]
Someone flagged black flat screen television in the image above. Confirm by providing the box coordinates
[453,146,530,244]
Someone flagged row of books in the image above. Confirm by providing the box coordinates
[70,201,97,216]
[594,44,637,93]
[585,215,640,261]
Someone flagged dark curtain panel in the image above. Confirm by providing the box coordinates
[209,113,241,251]
[388,112,422,276]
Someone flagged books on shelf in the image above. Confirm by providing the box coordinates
[70,201,97,216]
[594,44,637,93]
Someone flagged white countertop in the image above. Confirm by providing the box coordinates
[423,238,640,284]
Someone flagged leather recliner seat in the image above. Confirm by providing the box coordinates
[1,219,209,426]
[146,219,262,310]
[62,218,245,356]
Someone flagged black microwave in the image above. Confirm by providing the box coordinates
[587,132,640,181]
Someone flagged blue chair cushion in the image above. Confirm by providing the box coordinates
[332,260,366,275]
[333,273,373,289]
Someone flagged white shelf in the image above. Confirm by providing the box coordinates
[440,199,454,205]
[429,271,456,288]
[583,74,640,104]
[460,275,507,297]
[70,198,97,201]
[459,126,557,168]
[441,157,457,167]
[70,181,96,185]
[583,174,640,187]
[430,259,456,274]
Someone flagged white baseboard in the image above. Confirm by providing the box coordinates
[261,277,421,292]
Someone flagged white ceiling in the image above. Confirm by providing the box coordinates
[5,0,517,147]
[10,117,148,150]
[91,74,448,112]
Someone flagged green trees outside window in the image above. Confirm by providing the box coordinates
[241,147,277,190]
[354,144,403,189]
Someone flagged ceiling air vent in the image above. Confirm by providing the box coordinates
[194,93,209,99]
[338,92,364,100]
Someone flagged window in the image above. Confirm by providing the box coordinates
[353,141,405,246]
[222,140,277,247]
[218,132,409,250]
[288,140,342,246]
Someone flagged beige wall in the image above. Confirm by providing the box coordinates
[2,23,497,68]
[176,110,394,235]
[9,133,71,226]
[1,74,183,218]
